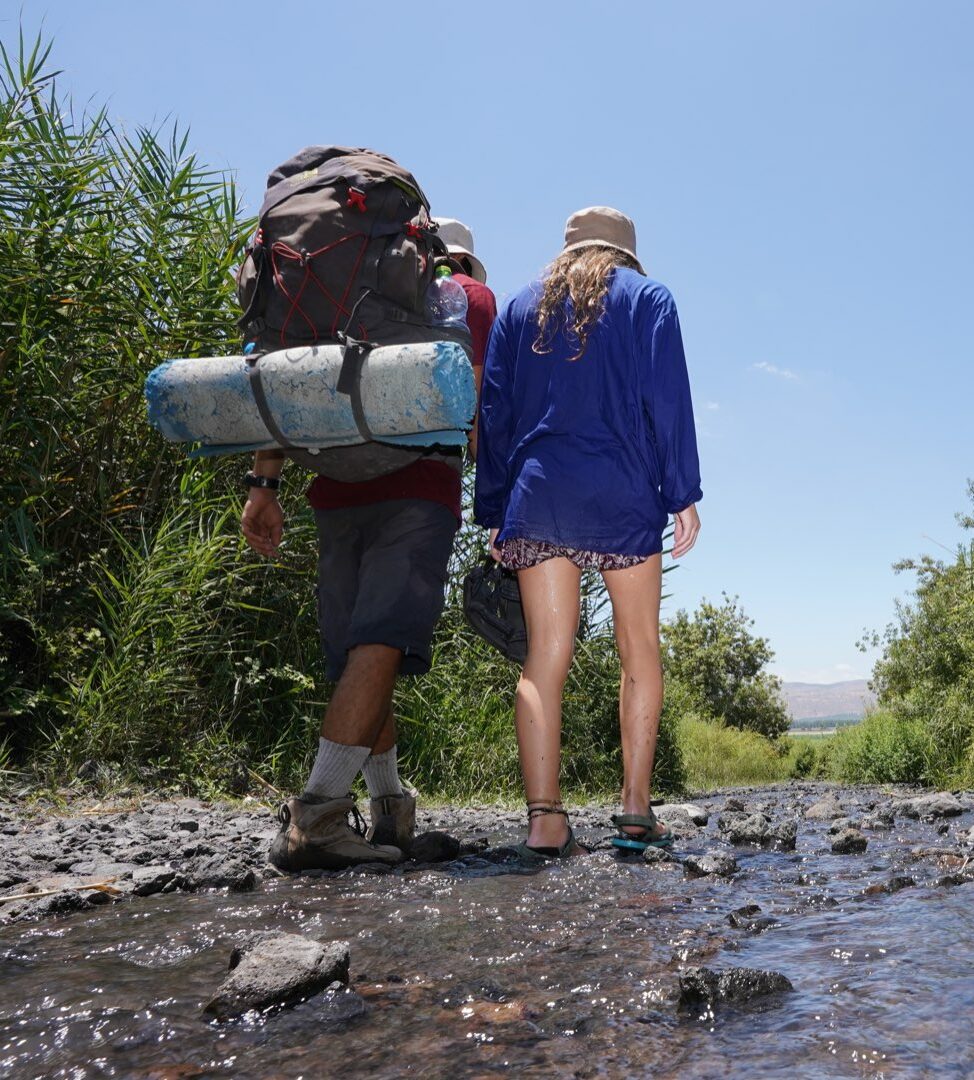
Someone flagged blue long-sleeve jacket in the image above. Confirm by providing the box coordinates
[473,268,702,555]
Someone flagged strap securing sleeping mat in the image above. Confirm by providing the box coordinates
[336,338,376,442]
[245,354,297,449]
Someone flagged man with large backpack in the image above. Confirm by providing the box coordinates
[237,147,495,869]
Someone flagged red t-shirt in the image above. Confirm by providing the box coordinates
[307,274,496,519]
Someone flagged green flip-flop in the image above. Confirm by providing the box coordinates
[610,811,674,853]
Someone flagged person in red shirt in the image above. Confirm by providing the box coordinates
[242,219,496,871]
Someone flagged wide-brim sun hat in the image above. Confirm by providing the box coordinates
[431,217,488,284]
[562,206,644,273]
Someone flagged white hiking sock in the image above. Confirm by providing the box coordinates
[303,738,371,800]
[362,745,404,798]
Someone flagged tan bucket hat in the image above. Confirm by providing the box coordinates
[432,217,488,284]
[562,206,644,272]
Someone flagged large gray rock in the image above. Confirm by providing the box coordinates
[805,796,845,821]
[658,803,709,827]
[684,852,738,878]
[189,855,257,892]
[129,865,179,896]
[721,812,769,844]
[718,811,797,850]
[679,966,793,1009]
[831,828,868,855]
[203,934,350,1020]
[892,792,965,821]
[770,819,798,850]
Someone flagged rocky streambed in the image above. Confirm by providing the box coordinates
[1,782,973,1077]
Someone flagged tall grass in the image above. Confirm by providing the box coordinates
[680,716,793,790]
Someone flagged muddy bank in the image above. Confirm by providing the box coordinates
[1,782,973,1077]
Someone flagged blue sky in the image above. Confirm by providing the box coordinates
[14,1,973,682]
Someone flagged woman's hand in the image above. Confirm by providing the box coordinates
[489,528,502,562]
[671,504,700,559]
[241,490,284,557]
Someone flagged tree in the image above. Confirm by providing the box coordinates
[660,594,789,738]
[863,482,974,774]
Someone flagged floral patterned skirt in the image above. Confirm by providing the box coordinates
[497,537,648,572]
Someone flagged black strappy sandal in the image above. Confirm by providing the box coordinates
[513,801,588,860]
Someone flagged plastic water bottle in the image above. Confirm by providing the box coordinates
[425,265,468,328]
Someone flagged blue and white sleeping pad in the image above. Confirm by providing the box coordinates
[144,341,476,458]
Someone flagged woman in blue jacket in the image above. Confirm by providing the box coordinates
[474,207,702,858]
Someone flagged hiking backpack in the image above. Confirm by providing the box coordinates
[236,146,472,481]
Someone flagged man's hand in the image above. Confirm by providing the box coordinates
[241,490,284,557]
[671,504,700,559]
[488,527,501,562]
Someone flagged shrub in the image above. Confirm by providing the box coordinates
[828,710,934,785]
[679,716,792,790]
[789,739,819,779]
[661,594,789,738]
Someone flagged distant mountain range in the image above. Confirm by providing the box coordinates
[780,680,876,721]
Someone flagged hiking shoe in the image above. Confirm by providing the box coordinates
[268,795,402,871]
[367,784,418,856]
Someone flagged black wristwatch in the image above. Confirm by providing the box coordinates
[243,471,281,491]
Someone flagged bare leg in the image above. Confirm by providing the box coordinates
[515,557,581,849]
[321,644,401,748]
[601,556,668,839]
[370,705,397,755]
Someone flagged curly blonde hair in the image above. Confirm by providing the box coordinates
[533,245,642,360]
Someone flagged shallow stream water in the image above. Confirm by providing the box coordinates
[1,788,973,1078]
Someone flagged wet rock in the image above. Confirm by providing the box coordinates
[67,860,137,879]
[641,845,677,865]
[409,831,460,863]
[129,865,179,896]
[892,792,965,820]
[1,888,99,923]
[721,812,768,844]
[203,934,350,1020]
[190,856,257,892]
[176,819,199,833]
[831,828,868,855]
[0,868,27,890]
[301,981,367,1025]
[684,852,738,878]
[717,810,796,849]
[936,871,974,888]
[862,810,895,830]
[658,803,709,827]
[726,903,761,928]
[828,817,854,834]
[863,874,915,895]
[769,819,798,850]
[678,966,793,1010]
[806,796,845,821]
[746,916,781,934]
[723,797,747,813]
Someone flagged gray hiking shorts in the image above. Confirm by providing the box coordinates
[314,500,458,681]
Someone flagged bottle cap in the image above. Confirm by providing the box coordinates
[435,266,453,278]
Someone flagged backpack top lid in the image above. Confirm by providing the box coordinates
[260,146,429,220]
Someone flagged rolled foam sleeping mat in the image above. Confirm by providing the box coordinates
[144,341,475,456]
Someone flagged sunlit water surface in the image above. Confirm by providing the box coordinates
[1,814,972,1078]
